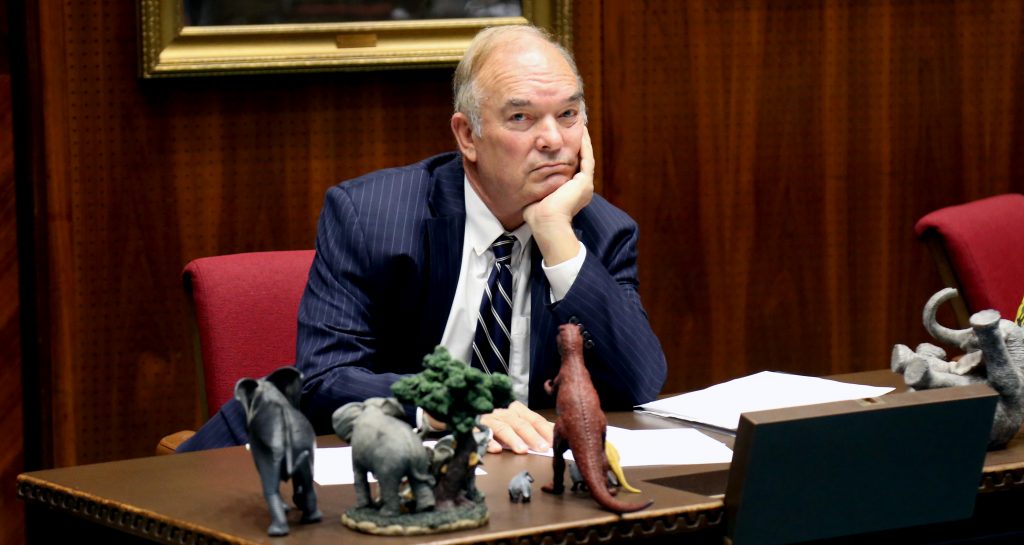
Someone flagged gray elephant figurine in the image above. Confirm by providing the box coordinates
[333,397,436,516]
[508,470,534,503]
[891,288,1024,448]
[235,366,322,536]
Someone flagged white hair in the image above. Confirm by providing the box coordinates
[453,25,586,136]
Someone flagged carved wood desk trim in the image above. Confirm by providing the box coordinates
[19,369,1024,544]
[17,414,725,545]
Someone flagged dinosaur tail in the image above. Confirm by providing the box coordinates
[576,454,652,513]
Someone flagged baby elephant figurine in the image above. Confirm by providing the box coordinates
[891,288,1024,449]
[430,424,492,502]
[333,397,436,516]
[235,366,322,536]
[508,471,534,503]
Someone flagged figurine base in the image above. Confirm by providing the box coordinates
[342,503,488,536]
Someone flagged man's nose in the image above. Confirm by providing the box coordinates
[534,116,564,151]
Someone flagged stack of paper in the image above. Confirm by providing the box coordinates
[638,371,894,431]
[315,426,736,485]
[531,425,734,466]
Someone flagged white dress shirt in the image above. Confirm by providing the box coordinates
[440,176,586,403]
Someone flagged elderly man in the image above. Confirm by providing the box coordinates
[179,25,666,453]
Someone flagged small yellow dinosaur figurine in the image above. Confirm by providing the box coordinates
[605,441,640,494]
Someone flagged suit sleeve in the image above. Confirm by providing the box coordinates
[295,185,410,432]
[546,212,667,408]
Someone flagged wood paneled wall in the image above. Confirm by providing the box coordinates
[28,2,455,465]
[1,72,24,545]
[1,3,24,544]
[599,0,1024,394]
[17,0,1024,468]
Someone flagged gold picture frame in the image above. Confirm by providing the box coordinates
[138,1,572,78]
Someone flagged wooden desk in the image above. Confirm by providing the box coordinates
[17,411,725,545]
[17,369,1024,544]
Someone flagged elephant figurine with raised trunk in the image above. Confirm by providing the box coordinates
[891,288,1024,449]
[333,397,436,516]
[235,366,322,536]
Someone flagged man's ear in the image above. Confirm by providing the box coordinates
[451,113,477,162]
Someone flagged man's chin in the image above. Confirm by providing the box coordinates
[534,172,572,188]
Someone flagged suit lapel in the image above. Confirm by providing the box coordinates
[421,155,467,352]
[528,240,552,406]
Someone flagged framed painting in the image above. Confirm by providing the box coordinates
[138,0,572,77]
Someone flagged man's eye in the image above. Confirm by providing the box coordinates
[560,109,578,119]
[509,113,528,122]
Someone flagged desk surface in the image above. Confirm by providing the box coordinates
[17,370,1024,545]
[17,410,726,545]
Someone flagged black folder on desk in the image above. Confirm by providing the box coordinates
[654,383,998,545]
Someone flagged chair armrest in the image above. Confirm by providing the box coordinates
[156,430,196,455]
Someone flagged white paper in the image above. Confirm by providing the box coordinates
[530,425,733,466]
[638,371,895,431]
[314,446,360,485]
[313,443,485,486]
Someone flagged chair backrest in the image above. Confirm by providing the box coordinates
[915,194,1024,327]
[183,250,315,417]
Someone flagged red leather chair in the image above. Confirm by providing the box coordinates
[915,194,1024,328]
[157,250,315,454]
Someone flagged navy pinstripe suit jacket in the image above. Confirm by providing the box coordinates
[295,152,666,433]
[178,152,666,450]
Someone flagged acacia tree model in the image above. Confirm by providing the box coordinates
[392,346,513,509]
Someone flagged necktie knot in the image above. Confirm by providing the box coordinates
[491,233,515,262]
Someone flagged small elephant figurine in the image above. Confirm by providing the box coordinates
[891,288,1024,449]
[333,397,436,516]
[508,471,534,503]
[235,366,322,536]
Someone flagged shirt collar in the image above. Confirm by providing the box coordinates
[464,175,532,257]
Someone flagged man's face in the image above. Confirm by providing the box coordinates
[455,39,585,228]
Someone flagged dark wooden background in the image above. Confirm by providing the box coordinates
[4,2,1024,541]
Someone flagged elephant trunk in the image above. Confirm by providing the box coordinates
[1004,328,1024,392]
[972,310,1024,448]
[924,288,974,349]
[971,310,1020,399]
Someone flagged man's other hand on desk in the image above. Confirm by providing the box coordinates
[426,401,554,454]
[482,401,554,454]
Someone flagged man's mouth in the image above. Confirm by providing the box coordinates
[532,162,570,173]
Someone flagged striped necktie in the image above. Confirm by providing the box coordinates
[471,233,516,374]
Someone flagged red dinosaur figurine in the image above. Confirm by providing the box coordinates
[541,323,653,513]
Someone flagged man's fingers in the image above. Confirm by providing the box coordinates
[508,419,549,451]
[579,126,595,174]
[508,401,554,445]
[487,418,530,453]
[481,404,555,454]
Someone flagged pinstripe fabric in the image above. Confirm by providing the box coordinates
[179,152,666,450]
